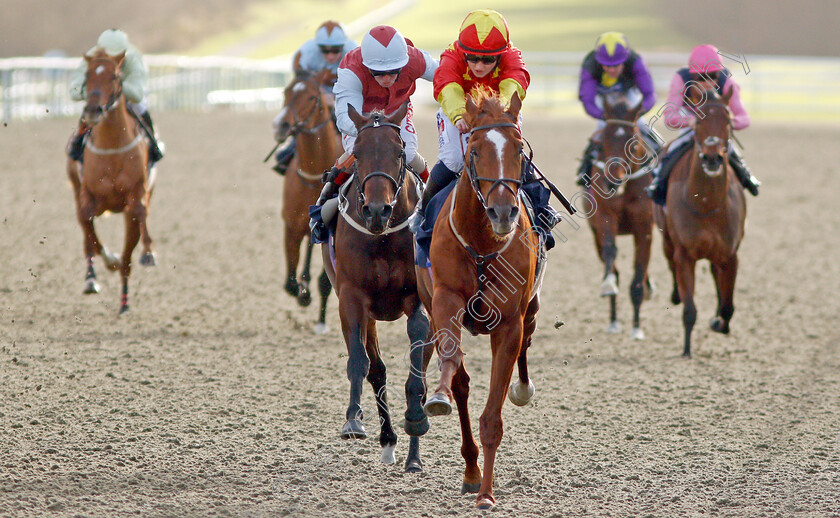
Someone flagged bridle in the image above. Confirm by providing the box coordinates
[337,115,419,235]
[465,122,523,209]
[85,58,124,121]
[287,78,331,136]
[592,118,650,185]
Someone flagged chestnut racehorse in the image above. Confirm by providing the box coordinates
[274,69,340,333]
[654,87,747,357]
[320,104,432,473]
[583,95,655,339]
[66,49,156,314]
[417,92,543,510]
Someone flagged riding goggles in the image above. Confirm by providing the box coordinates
[370,68,402,77]
[465,54,499,65]
[319,45,343,55]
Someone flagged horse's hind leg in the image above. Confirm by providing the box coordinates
[509,296,537,406]
[452,362,481,494]
[296,238,314,307]
[710,256,738,334]
[138,197,156,267]
[364,320,398,464]
[315,268,332,334]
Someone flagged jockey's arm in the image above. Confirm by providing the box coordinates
[725,80,751,130]
[664,73,693,130]
[498,78,526,107]
[578,69,604,119]
[121,50,147,104]
[419,49,439,82]
[333,67,364,137]
[631,55,657,115]
[69,60,87,101]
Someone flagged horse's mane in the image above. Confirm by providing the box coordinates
[468,85,506,116]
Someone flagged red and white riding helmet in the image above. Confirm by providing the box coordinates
[361,25,409,71]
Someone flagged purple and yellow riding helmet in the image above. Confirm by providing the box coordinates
[594,32,630,66]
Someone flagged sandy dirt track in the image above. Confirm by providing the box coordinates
[1,108,839,517]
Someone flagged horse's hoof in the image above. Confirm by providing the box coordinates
[381,444,396,465]
[139,251,156,267]
[600,273,618,297]
[403,416,430,436]
[119,304,130,315]
[404,458,423,473]
[314,322,329,335]
[283,278,299,297]
[670,289,681,305]
[606,320,621,334]
[476,496,495,510]
[630,327,645,341]
[340,419,367,439]
[423,393,452,417]
[508,378,535,406]
[83,278,100,295]
[710,317,730,334]
[103,251,120,271]
[297,289,312,307]
[461,481,481,494]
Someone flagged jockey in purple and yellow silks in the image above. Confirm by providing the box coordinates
[646,44,760,205]
[271,21,358,175]
[575,32,658,186]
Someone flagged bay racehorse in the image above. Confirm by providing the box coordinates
[583,94,655,339]
[653,87,746,357]
[274,69,340,332]
[320,103,432,472]
[417,92,543,509]
[66,49,156,314]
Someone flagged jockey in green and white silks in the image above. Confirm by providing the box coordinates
[68,29,163,165]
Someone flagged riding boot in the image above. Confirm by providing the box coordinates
[576,140,598,187]
[140,111,164,164]
[272,137,297,175]
[68,131,86,162]
[728,147,760,196]
[646,138,694,206]
[409,161,458,233]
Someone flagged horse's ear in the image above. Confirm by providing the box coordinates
[507,91,522,119]
[388,102,409,126]
[603,100,612,119]
[315,68,330,85]
[114,51,126,68]
[348,103,365,129]
[686,85,705,107]
[464,93,479,126]
[720,85,734,106]
[628,103,643,122]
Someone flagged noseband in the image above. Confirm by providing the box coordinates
[466,122,523,209]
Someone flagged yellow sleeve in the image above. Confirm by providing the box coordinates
[436,83,467,124]
[498,78,526,107]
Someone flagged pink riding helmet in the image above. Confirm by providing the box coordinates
[689,44,725,74]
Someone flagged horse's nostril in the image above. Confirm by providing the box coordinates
[361,205,372,220]
[510,205,520,219]
[486,207,498,222]
[381,205,393,220]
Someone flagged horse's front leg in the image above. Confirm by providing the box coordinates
[364,320,397,464]
[77,191,104,294]
[673,247,697,357]
[509,296,538,407]
[629,226,653,340]
[710,255,738,334]
[424,287,466,416]
[339,291,369,439]
[315,268,332,334]
[297,238,314,307]
[476,319,524,510]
